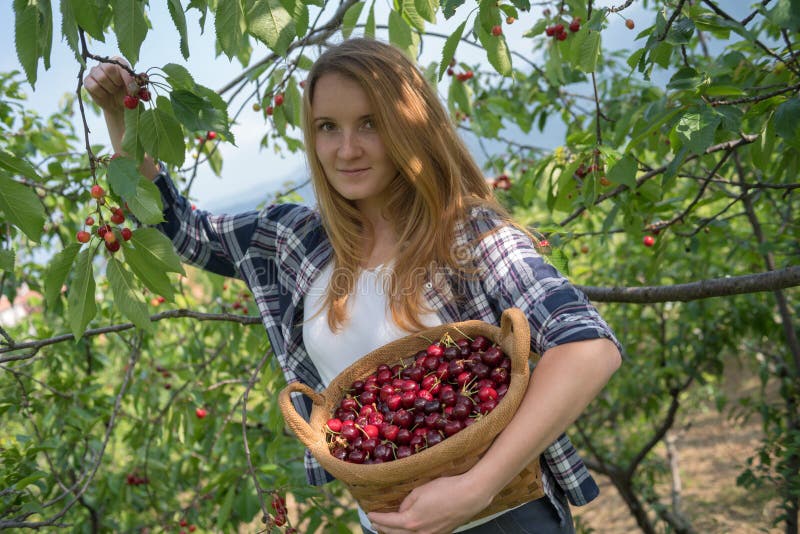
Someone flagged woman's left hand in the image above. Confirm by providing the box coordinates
[367,473,493,534]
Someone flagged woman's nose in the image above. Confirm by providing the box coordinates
[337,131,362,159]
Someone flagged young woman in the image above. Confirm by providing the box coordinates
[85,37,622,534]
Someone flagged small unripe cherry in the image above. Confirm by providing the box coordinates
[506,16,515,24]
[599,176,611,187]
[253,103,261,112]
[90,185,105,199]
[626,18,635,29]
[643,235,655,247]
[85,216,94,226]
[491,25,502,36]
[123,95,139,109]
[121,228,132,241]
[76,230,91,243]
[274,94,284,106]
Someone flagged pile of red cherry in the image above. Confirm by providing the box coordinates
[325,334,511,464]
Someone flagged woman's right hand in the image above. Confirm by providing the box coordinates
[83,58,160,180]
[84,58,136,117]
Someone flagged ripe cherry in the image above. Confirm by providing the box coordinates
[274,94,284,106]
[569,19,581,32]
[326,418,343,432]
[206,131,217,140]
[626,19,635,30]
[104,232,117,244]
[195,407,208,419]
[538,239,550,248]
[90,185,105,199]
[137,88,151,102]
[179,519,188,527]
[643,235,655,247]
[105,240,120,253]
[111,211,125,224]
[76,230,91,243]
[266,106,274,116]
[557,31,568,41]
[123,95,139,109]
[545,26,555,36]
[121,228,132,241]
[491,25,502,36]
[85,216,94,226]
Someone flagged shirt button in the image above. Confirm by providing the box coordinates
[424,282,433,289]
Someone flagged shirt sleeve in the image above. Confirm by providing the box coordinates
[152,168,260,279]
[472,219,622,357]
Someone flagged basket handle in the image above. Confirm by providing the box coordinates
[499,307,538,364]
[278,381,325,446]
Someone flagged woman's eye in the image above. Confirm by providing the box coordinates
[363,119,374,129]
[318,122,336,132]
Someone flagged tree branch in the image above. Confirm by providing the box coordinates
[577,265,800,303]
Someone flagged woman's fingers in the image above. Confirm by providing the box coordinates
[84,59,135,111]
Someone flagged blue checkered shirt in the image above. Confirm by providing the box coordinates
[153,171,622,510]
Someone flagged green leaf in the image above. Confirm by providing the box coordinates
[107,258,152,331]
[122,107,145,162]
[130,228,185,275]
[215,0,244,59]
[139,96,186,166]
[665,16,694,45]
[217,483,237,530]
[67,248,97,340]
[439,20,466,80]
[365,1,376,37]
[0,150,42,182]
[475,17,511,76]
[60,0,82,63]
[167,0,190,59]
[170,90,227,134]
[674,108,721,154]
[0,173,46,242]
[14,0,42,88]
[402,0,427,31]
[113,0,148,65]
[0,248,15,272]
[577,30,600,73]
[68,0,106,41]
[123,243,175,301]
[342,1,364,38]
[126,178,165,225]
[44,243,80,308]
[441,0,465,20]
[108,157,141,199]
[414,0,437,23]
[246,0,294,55]
[607,155,638,189]
[546,247,569,276]
[773,97,800,149]
[162,63,196,90]
[508,0,529,11]
[388,10,418,59]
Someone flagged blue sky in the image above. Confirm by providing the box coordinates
[1,1,663,211]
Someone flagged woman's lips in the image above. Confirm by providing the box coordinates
[339,168,369,176]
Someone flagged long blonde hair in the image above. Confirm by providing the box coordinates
[302,38,513,332]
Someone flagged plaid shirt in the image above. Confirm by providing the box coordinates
[153,171,622,510]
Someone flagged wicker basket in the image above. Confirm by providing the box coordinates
[278,307,544,520]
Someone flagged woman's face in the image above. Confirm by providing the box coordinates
[312,73,398,215]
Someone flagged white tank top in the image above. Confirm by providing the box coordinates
[302,262,522,532]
